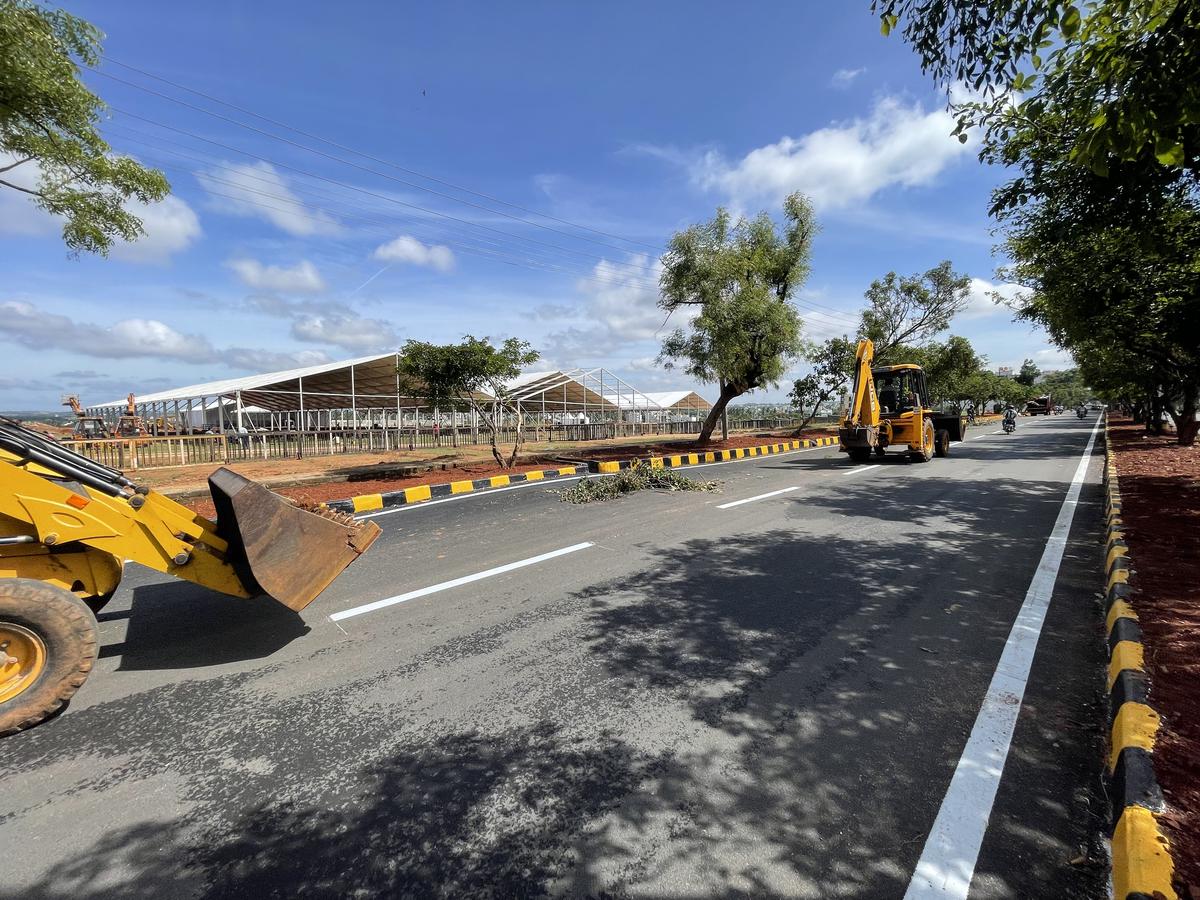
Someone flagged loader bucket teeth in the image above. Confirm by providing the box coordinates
[207,467,381,611]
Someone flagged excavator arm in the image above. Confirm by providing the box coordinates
[844,339,879,430]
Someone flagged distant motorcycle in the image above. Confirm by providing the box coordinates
[1003,418,1017,434]
[1076,406,1088,419]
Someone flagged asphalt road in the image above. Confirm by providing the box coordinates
[0,416,1110,899]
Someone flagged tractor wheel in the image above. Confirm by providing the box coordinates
[847,447,873,463]
[934,429,951,458]
[873,445,887,458]
[0,579,98,736]
[911,421,935,463]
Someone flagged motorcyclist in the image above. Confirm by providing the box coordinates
[1002,403,1018,430]
[1076,403,1087,418]
[965,402,977,426]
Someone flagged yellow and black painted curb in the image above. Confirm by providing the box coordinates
[1102,419,1178,900]
[588,436,839,474]
[323,436,841,514]
[323,464,587,514]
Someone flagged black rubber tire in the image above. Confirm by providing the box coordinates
[934,429,951,458]
[847,447,873,463]
[873,445,887,458]
[0,579,98,737]
[911,421,935,463]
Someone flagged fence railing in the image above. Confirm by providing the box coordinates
[59,418,815,471]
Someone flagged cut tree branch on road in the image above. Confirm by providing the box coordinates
[397,336,540,468]
[658,192,815,445]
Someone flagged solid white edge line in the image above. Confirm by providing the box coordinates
[355,443,838,520]
[716,485,799,509]
[329,541,596,622]
[902,415,1102,899]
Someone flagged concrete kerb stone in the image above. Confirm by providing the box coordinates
[321,436,842,514]
[587,436,839,475]
[322,464,586,514]
[1101,416,1179,900]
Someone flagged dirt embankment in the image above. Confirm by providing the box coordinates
[1109,418,1200,892]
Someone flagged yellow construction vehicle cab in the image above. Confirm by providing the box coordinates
[838,339,966,463]
[0,417,380,735]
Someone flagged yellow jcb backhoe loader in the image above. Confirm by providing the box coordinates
[0,417,380,735]
[838,339,966,463]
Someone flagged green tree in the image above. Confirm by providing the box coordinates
[875,0,1200,175]
[1015,359,1041,388]
[0,0,169,255]
[789,336,856,430]
[860,260,971,361]
[396,336,540,468]
[658,192,815,444]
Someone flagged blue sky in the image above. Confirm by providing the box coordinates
[0,1,1069,410]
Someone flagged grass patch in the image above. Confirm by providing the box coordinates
[557,461,720,503]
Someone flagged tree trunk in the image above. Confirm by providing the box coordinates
[507,411,525,467]
[696,384,739,445]
[1170,390,1199,446]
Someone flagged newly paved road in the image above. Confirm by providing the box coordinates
[0,417,1110,899]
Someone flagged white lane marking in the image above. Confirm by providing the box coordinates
[839,463,881,476]
[355,443,838,520]
[903,415,1102,899]
[716,486,799,509]
[329,541,595,622]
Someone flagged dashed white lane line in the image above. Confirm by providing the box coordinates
[902,415,1102,899]
[839,464,881,476]
[329,541,595,622]
[716,486,799,509]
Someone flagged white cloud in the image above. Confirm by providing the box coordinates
[227,258,327,293]
[831,67,866,88]
[197,161,338,236]
[961,277,1025,320]
[0,301,215,363]
[0,152,200,261]
[222,347,332,372]
[290,313,399,353]
[0,300,351,371]
[110,195,202,263]
[690,95,972,210]
[543,254,681,361]
[372,235,455,271]
[0,154,58,237]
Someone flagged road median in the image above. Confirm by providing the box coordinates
[325,436,841,513]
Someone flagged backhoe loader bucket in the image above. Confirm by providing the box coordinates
[207,468,381,612]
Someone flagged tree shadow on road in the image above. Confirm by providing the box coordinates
[5,474,1107,899]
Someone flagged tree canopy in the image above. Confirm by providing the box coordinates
[0,0,169,255]
[658,192,815,444]
[882,0,1200,444]
[396,336,540,468]
[789,261,972,425]
[875,0,1200,175]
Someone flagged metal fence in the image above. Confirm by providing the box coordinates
[59,417,813,471]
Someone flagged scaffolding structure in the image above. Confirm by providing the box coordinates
[85,355,711,453]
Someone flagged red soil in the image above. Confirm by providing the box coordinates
[1109,418,1200,894]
